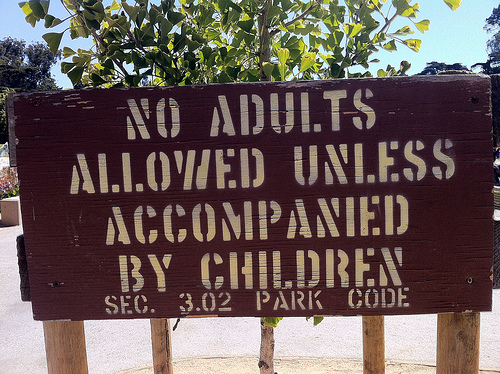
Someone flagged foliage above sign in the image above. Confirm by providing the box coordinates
[19,0,460,87]
[11,75,492,321]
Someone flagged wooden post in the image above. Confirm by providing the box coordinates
[150,318,174,374]
[43,321,88,374]
[363,316,385,374]
[436,312,480,374]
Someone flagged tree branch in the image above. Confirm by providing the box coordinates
[67,0,130,78]
[270,0,322,37]
[258,0,272,80]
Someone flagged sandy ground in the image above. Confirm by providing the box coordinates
[117,357,500,374]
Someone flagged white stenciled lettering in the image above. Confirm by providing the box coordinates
[348,287,409,309]
[432,139,455,180]
[134,206,158,244]
[256,290,323,311]
[379,141,398,183]
[118,254,172,293]
[240,94,265,135]
[198,248,403,292]
[105,197,407,245]
[296,250,320,288]
[353,88,376,129]
[70,154,96,194]
[271,92,294,133]
[146,152,171,191]
[301,92,321,133]
[323,90,347,131]
[201,252,224,289]
[119,255,143,292]
[403,140,426,181]
[163,204,187,243]
[107,207,131,245]
[294,145,318,186]
[210,95,235,137]
[192,203,216,242]
[287,199,313,239]
[148,254,172,292]
[126,98,180,140]
[105,295,149,315]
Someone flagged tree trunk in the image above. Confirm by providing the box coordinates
[259,318,275,374]
[258,1,272,81]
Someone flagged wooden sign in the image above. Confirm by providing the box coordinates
[10,75,493,321]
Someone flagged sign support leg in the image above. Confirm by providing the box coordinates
[43,321,88,374]
[436,312,480,374]
[363,315,385,374]
[150,318,174,374]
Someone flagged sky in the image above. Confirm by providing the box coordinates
[0,0,498,88]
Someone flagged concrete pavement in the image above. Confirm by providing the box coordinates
[1,223,499,374]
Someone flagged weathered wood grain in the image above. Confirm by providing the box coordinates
[43,321,88,374]
[150,318,173,374]
[436,312,480,374]
[363,316,385,374]
[9,75,493,321]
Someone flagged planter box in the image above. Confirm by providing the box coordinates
[0,196,21,226]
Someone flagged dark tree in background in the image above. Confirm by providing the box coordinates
[417,61,470,75]
[0,37,60,144]
[472,5,500,74]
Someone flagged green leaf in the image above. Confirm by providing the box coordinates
[131,50,148,69]
[281,0,293,12]
[90,73,107,86]
[67,66,84,86]
[277,47,289,81]
[306,316,325,326]
[173,33,187,52]
[44,14,63,28]
[122,2,139,21]
[262,62,275,79]
[109,0,121,11]
[277,47,289,66]
[330,63,344,78]
[63,0,77,12]
[237,19,254,33]
[62,46,77,58]
[443,0,461,11]
[382,40,397,51]
[42,32,64,54]
[392,0,412,16]
[167,10,185,25]
[218,0,230,12]
[149,6,160,24]
[61,62,76,74]
[30,0,50,18]
[159,17,172,43]
[263,317,283,328]
[229,1,242,13]
[399,60,411,75]
[404,38,422,51]
[393,26,413,36]
[19,2,32,16]
[414,19,430,33]
[218,71,232,83]
[299,52,316,72]
[349,23,363,37]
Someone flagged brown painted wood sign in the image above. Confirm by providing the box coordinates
[10,75,493,321]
